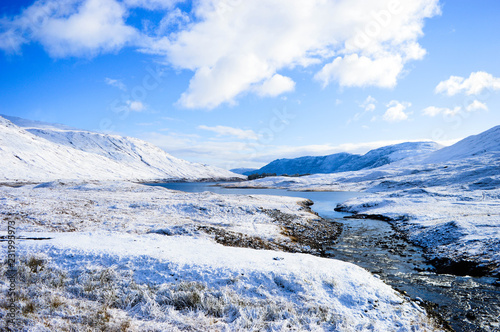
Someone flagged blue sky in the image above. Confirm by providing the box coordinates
[1,0,499,169]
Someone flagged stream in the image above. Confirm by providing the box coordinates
[146,182,500,332]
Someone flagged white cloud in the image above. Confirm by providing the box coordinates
[156,0,440,108]
[0,28,24,54]
[253,74,295,97]
[105,77,127,91]
[466,100,488,112]
[314,54,403,88]
[422,100,488,117]
[123,0,181,10]
[435,71,500,96]
[127,100,146,111]
[0,0,440,108]
[383,100,411,122]
[0,0,138,57]
[198,125,259,140]
[177,54,273,109]
[422,106,461,117]
[348,95,377,124]
[360,95,377,112]
[156,8,190,34]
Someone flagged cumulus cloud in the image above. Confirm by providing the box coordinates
[435,71,500,96]
[253,74,295,97]
[156,0,440,108]
[0,0,440,108]
[422,106,461,117]
[127,100,146,111]
[198,125,259,140]
[383,100,411,122]
[177,54,273,109]
[314,54,404,88]
[466,100,488,112]
[0,0,138,57]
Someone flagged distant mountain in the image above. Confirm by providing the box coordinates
[230,168,257,175]
[424,125,500,164]
[0,115,243,182]
[249,142,441,176]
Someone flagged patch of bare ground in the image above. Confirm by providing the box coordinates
[197,201,342,257]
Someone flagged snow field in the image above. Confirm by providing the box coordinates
[0,181,442,331]
[2,232,440,331]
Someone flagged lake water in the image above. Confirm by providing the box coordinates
[146,182,500,332]
[146,181,362,218]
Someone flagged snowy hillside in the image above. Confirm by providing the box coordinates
[0,181,441,330]
[0,116,242,182]
[250,141,441,175]
[424,125,500,164]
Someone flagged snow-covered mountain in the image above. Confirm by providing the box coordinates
[0,115,243,182]
[1,114,79,131]
[249,141,441,176]
[424,125,500,164]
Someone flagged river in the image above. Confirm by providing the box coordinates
[146,182,500,332]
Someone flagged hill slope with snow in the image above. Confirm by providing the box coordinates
[424,125,500,164]
[0,116,242,182]
[250,141,441,175]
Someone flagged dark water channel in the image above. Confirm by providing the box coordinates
[146,182,500,332]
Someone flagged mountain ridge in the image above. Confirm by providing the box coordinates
[247,141,442,176]
[424,125,500,164]
[0,115,243,182]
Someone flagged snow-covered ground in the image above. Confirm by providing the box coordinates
[0,181,319,246]
[224,126,500,277]
[0,115,243,182]
[0,181,442,331]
